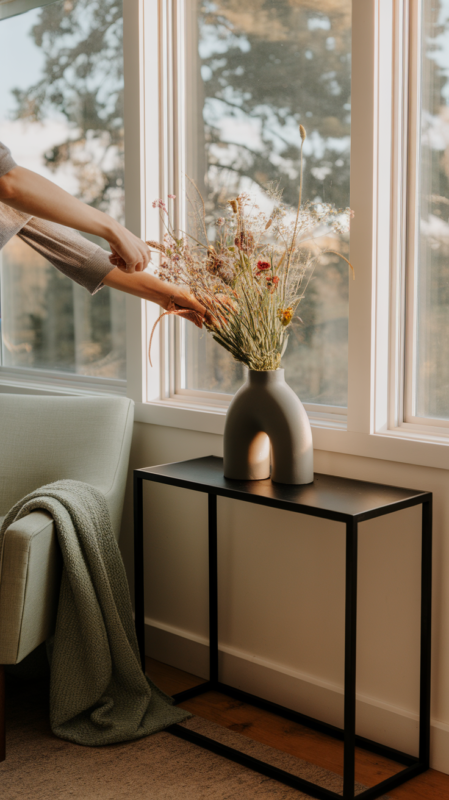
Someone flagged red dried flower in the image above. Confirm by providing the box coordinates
[256,260,271,271]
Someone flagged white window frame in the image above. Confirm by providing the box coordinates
[400,0,449,431]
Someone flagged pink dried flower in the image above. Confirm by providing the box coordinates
[168,194,176,200]
[152,199,167,211]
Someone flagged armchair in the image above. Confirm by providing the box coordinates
[0,394,134,760]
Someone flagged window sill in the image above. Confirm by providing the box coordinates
[0,368,127,398]
[136,399,449,471]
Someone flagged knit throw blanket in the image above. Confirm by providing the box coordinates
[0,480,190,745]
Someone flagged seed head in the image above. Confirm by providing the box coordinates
[299,124,307,142]
[146,240,167,255]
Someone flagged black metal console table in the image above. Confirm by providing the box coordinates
[133,456,432,800]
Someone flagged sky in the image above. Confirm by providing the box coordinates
[0,4,77,191]
[0,8,44,119]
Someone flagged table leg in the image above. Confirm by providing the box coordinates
[419,498,432,767]
[343,519,358,800]
[209,493,219,686]
[134,473,146,672]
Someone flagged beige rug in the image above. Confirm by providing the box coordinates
[1,676,390,799]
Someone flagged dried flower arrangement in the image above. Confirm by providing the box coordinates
[148,125,353,372]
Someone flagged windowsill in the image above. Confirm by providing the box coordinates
[0,368,127,397]
[135,399,449,471]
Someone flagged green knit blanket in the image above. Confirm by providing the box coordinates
[0,480,190,745]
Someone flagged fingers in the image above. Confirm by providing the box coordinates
[181,310,203,329]
[108,235,151,273]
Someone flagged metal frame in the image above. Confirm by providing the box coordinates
[133,458,432,800]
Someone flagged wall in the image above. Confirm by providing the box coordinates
[119,422,449,773]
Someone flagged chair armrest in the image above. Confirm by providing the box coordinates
[0,511,62,665]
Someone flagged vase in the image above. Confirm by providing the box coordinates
[223,369,313,484]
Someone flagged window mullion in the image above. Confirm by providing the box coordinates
[403,0,423,426]
[347,0,379,435]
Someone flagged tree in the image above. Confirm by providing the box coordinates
[12,0,124,219]
[5,0,126,377]
[198,0,351,209]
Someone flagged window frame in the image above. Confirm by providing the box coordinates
[401,0,449,430]
[147,0,351,425]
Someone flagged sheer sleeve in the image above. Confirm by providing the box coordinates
[17,216,115,295]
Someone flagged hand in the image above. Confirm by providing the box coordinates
[160,286,208,329]
[107,225,152,273]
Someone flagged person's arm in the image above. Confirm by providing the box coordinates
[0,157,208,324]
[0,165,149,273]
[102,268,207,326]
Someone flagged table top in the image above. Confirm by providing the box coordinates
[136,456,431,523]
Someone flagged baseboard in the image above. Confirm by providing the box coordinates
[145,617,449,775]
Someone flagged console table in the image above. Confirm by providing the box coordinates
[133,456,432,800]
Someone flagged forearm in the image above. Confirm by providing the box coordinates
[103,268,208,326]
[102,267,168,305]
[0,166,118,242]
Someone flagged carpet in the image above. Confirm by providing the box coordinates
[1,676,390,799]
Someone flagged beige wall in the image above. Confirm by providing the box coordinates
[119,422,449,771]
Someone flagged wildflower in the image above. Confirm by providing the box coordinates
[256,260,271,271]
[152,199,167,212]
[278,307,293,326]
[205,247,234,283]
[168,194,176,199]
[235,231,255,254]
[147,120,353,372]
[146,240,167,254]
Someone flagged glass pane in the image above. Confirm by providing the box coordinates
[181,0,351,404]
[415,1,449,419]
[0,0,126,379]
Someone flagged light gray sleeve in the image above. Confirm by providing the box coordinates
[0,142,18,178]
[16,216,116,295]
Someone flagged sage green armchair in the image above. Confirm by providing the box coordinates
[0,394,134,760]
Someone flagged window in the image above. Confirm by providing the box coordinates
[405,0,449,425]
[163,0,352,411]
[0,0,126,385]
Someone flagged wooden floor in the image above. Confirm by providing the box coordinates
[147,657,449,800]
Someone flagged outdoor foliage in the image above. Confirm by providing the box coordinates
[12,0,125,218]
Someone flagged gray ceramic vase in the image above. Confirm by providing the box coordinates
[223,368,313,484]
